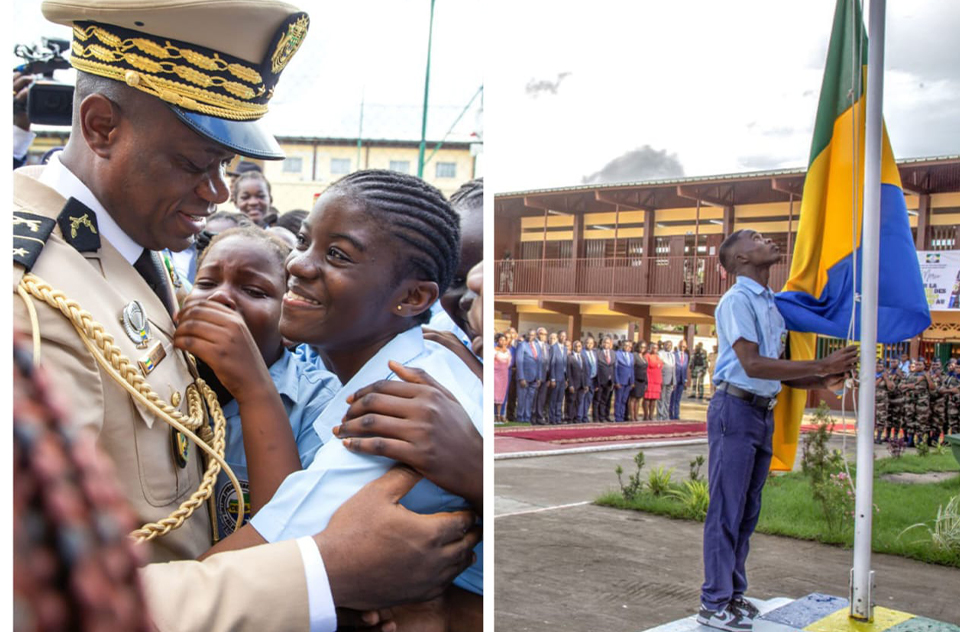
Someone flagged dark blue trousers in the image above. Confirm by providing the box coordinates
[548,379,566,422]
[669,378,686,419]
[516,381,537,422]
[614,382,631,421]
[582,378,595,422]
[701,391,774,610]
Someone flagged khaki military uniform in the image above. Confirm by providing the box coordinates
[14,168,310,630]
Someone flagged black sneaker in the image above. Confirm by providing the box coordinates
[697,603,752,632]
[730,597,760,621]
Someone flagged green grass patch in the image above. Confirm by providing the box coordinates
[873,451,959,475]
[596,455,960,568]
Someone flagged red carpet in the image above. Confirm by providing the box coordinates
[497,421,706,445]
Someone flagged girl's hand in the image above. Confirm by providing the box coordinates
[334,361,483,515]
[173,299,272,400]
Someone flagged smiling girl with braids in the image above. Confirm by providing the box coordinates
[184,170,483,628]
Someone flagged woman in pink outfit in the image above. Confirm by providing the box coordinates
[493,333,512,421]
[643,341,663,421]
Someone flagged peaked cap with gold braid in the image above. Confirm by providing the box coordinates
[41,0,309,160]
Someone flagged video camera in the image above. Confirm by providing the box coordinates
[14,37,74,126]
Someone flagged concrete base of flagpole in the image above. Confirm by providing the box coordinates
[642,594,960,632]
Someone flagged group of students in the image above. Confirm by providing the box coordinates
[875,353,960,447]
[493,327,715,424]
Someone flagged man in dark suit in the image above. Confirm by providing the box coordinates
[515,329,541,423]
[533,327,550,423]
[505,327,519,420]
[595,336,616,422]
[567,339,588,422]
[547,331,567,423]
[582,336,599,423]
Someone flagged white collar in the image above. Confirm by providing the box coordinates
[38,153,142,265]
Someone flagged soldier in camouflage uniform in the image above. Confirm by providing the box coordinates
[943,360,960,437]
[885,358,905,440]
[909,359,935,448]
[930,360,946,446]
[874,360,891,444]
[899,361,920,446]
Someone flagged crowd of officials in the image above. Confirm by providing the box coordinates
[875,353,960,447]
[492,327,718,424]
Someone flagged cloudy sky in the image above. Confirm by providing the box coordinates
[10,0,483,142]
[483,0,960,192]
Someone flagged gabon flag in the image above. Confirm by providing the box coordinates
[768,0,930,471]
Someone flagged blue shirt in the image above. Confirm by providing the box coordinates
[712,276,787,398]
[427,300,474,352]
[214,345,340,538]
[250,326,484,595]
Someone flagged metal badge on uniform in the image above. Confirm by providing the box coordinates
[171,428,190,468]
[57,197,101,252]
[138,341,166,376]
[122,300,152,348]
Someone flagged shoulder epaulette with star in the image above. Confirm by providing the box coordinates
[13,211,56,271]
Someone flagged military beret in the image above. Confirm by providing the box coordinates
[41,0,309,160]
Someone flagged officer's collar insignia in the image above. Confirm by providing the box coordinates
[13,211,56,271]
[270,14,309,75]
[57,198,101,253]
[122,300,152,349]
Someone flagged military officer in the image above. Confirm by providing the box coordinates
[13,1,478,630]
[874,360,891,444]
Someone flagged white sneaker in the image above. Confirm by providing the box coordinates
[697,603,753,632]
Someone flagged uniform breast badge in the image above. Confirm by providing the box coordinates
[137,341,167,376]
[171,428,190,468]
[121,301,152,349]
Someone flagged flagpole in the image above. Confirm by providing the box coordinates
[851,0,885,621]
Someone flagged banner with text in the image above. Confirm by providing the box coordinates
[918,250,960,311]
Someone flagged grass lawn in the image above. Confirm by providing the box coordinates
[596,452,960,567]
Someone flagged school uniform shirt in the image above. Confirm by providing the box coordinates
[250,326,484,596]
[712,275,787,398]
[426,300,475,353]
[214,345,340,538]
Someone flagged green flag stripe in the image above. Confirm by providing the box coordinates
[809,0,869,164]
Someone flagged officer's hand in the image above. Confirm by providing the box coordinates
[13,72,33,131]
[335,361,483,514]
[519,379,528,388]
[317,466,480,611]
[819,345,858,377]
[614,383,621,390]
[173,299,272,399]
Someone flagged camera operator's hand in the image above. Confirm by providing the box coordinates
[13,72,33,131]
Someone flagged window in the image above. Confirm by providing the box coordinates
[435,161,456,178]
[389,160,411,174]
[282,156,303,173]
[330,158,351,175]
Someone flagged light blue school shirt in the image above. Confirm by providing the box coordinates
[712,276,787,398]
[214,345,340,538]
[251,326,484,595]
[427,300,475,354]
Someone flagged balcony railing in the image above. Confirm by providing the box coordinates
[494,255,793,299]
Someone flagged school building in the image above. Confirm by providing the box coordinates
[494,156,960,404]
[25,131,480,212]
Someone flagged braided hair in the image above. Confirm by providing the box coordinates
[328,169,461,297]
[198,225,291,269]
[449,177,483,211]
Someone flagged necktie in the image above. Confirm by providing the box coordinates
[530,342,538,359]
[605,350,611,363]
[134,249,175,316]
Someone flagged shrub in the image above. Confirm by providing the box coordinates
[900,495,960,552]
[689,455,705,482]
[647,466,674,497]
[917,440,931,458]
[616,451,646,501]
[667,480,710,521]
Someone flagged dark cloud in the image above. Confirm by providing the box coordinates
[525,72,571,97]
[582,146,685,184]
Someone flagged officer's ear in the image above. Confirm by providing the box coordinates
[78,93,124,159]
